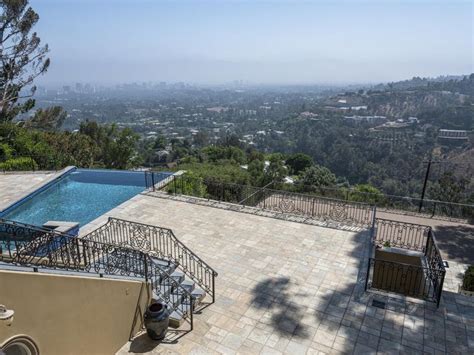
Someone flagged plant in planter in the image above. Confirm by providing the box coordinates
[382,241,391,249]
[461,265,474,295]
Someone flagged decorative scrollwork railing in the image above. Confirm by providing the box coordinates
[82,217,218,303]
[373,218,431,252]
[250,188,375,228]
[0,219,194,328]
[168,175,375,229]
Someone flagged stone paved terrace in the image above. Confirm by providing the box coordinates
[75,193,474,355]
[0,168,71,212]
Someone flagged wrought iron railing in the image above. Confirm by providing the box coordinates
[272,184,474,221]
[167,176,376,228]
[144,171,174,191]
[366,218,446,306]
[0,219,195,328]
[82,217,218,303]
[372,218,431,252]
[365,258,445,305]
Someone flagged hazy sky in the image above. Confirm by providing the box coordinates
[31,0,473,85]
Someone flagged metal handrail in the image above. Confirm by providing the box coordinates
[82,217,218,303]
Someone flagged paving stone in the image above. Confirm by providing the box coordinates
[70,194,473,355]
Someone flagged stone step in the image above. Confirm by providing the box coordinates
[180,279,195,293]
[191,288,206,305]
[170,270,185,283]
[169,304,192,328]
[150,257,178,274]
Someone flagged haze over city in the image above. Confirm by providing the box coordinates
[33,0,473,86]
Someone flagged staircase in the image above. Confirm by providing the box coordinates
[0,218,217,332]
[148,257,206,327]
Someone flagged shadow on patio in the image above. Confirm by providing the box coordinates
[251,277,309,340]
[433,224,474,264]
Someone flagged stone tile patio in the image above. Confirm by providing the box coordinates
[78,194,474,354]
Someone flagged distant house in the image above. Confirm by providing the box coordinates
[438,129,469,140]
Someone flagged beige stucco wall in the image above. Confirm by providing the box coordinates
[0,270,150,355]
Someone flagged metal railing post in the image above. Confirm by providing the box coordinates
[364,259,372,291]
[212,272,216,303]
[437,270,445,308]
[144,254,149,283]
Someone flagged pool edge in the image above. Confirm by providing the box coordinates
[0,166,77,217]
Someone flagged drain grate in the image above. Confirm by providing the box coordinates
[372,300,386,309]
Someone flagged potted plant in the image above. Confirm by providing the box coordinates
[459,265,474,296]
[382,241,391,250]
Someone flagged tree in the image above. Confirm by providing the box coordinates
[24,106,66,131]
[193,131,208,147]
[429,172,468,203]
[79,121,140,169]
[286,153,313,175]
[0,0,50,122]
[297,165,336,192]
[349,184,384,204]
[264,154,287,184]
[248,159,265,185]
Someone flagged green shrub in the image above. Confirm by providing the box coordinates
[462,265,474,292]
[0,143,13,162]
[0,157,38,171]
[167,174,207,197]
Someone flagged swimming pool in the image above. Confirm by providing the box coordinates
[2,169,171,228]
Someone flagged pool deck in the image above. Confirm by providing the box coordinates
[77,193,474,355]
[0,167,73,213]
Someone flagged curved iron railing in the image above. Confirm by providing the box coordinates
[0,219,194,328]
[82,217,218,303]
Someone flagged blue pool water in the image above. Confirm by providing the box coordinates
[3,169,170,228]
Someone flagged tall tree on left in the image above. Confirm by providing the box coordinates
[0,0,50,122]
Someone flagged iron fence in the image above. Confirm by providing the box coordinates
[0,219,195,328]
[277,184,474,221]
[372,218,431,252]
[168,175,375,228]
[365,258,445,305]
[144,171,174,191]
[82,217,218,303]
[366,218,446,306]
